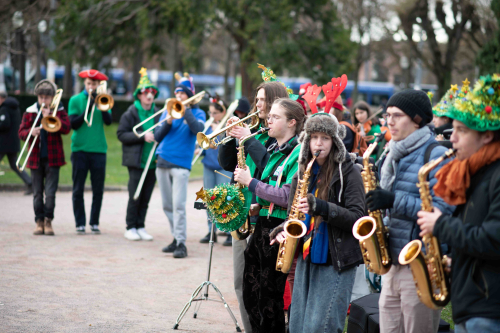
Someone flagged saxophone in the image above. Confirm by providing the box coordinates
[352,133,392,275]
[275,151,320,273]
[231,127,270,240]
[398,148,455,309]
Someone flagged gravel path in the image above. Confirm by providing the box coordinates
[0,180,243,333]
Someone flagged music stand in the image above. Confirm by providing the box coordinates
[173,203,241,332]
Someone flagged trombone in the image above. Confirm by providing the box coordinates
[196,109,260,149]
[132,91,205,138]
[84,81,114,127]
[41,89,63,133]
[16,103,45,171]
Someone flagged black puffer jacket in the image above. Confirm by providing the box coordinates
[284,156,366,271]
[0,97,21,153]
[434,158,500,324]
[117,104,160,168]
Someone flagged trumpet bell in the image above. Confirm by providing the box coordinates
[166,98,185,119]
[41,116,62,133]
[96,93,114,111]
[197,132,212,150]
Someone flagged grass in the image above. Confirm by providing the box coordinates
[0,123,204,186]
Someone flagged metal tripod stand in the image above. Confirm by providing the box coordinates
[173,221,241,331]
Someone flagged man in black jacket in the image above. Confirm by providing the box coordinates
[117,68,159,242]
[0,92,32,192]
[417,75,500,333]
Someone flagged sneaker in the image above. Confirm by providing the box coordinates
[162,239,177,253]
[76,226,85,235]
[173,243,188,258]
[223,235,233,247]
[199,232,216,244]
[124,228,141,241]
[137,228,153,241]
[90,225,101,234]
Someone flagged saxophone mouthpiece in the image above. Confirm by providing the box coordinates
[314,150,321,157]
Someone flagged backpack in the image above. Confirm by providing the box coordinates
[340,121,368,156]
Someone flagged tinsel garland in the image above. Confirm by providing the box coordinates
[196,183,247,232]
[445,75,500,132]
[257,63,299,100]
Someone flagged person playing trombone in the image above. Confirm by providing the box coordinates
[156,72,206,259]
[18,79,70,236]
[117,68,159,241]
[68,69,113,235]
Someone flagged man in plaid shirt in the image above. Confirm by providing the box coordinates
[18,79,71,235]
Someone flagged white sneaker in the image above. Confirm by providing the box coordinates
[124,228,141,241]
[137,228,153,241]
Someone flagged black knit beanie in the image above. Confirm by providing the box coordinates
[236,96,251,115]
[386,89,432,127]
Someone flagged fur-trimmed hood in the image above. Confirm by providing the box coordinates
[299,112,348,166]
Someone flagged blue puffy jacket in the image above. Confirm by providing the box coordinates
[380,137,455,262]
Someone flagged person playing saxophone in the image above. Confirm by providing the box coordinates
[268,112,366,333]
[417,76,500,333]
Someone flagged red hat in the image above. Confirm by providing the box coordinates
[78,69,108,81]
[299,82,312,95]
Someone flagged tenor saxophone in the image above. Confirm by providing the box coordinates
[352,133,392,275]
[275,151,320,273]
[231,127,270,240]
[398,148,455,309]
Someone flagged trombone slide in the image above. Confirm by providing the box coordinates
[16,104,45,171]
[133,141,158,200]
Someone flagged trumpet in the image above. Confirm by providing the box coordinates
[84,81,114,127]
[16,103,45,171]
[132,91,205,138]
[41,89,63,133]
[196,110,260,149]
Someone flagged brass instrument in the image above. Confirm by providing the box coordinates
[196,110,261,149]
[398,148,455,309]
[275,151,320,273]
[84,81,114,127]
[133,91,205,138]
[230,127,270,240]
[16,103,45,171]
[41,89,63,132]
[352,132,392,275]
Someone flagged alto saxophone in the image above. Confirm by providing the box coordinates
[399,148,455,309]
[352,133,392,275]
[231,127,270,240]
[275,151,320,273]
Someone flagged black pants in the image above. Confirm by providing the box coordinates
[71,152,106,227]
[243,216,288,333]
[0,152,32,186]
[126,167,156,230]
[31,158,60,222]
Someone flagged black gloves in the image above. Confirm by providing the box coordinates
[366,187,395,212]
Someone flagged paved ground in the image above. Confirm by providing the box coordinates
[0,180,244,333]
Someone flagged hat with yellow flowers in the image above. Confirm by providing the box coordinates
[432,82,465,117]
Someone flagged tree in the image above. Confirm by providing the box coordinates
[477,0,500,74]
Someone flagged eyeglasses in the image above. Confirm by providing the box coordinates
[385,113,405,121]
[141,88,157,95]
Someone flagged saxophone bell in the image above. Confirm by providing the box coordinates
[275,219,307,273]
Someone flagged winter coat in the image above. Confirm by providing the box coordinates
[18,103,71,169]
[287,156,365,271]
[434,159,500,324]
[379,137,455,262]
[116,104,160,168]
[0,97,21,153]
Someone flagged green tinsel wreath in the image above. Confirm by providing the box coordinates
[200,183,247,232]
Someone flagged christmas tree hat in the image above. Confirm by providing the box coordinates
[446,75,500,132]
[196,184,247,232]
[432,82,464,117]
[133,67,159,100]
[257,63,299,100]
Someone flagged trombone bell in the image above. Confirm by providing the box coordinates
[41,116,62,133]
[96,93,114,111]
[166,98,185,119]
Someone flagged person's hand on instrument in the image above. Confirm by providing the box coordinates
[234,166,252,187]
[229,123,251,140]
[144,132,155,143]
[270,231,286,245]
[41,105,51,117]
[417,208,442,237]
[225,116,240,137]
[32,127,41,137]
[298,197,309,215]
[366,187,395,211]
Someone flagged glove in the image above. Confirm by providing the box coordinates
[366,187,395,211]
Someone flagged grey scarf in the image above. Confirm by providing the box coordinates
[380,126,432,190]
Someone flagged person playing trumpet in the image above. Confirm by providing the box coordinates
[18,79,70,235]
[156,72,206,259]
[117,68,159,241]
[68,70,113,235]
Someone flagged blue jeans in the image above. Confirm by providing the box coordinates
[455,317,500,333]
[203,165,232,232]
[290,255,356,333]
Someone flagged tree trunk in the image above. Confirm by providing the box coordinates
[18,30,26,94]
[132,46,143,92]
[224,39,231,101]
[35,33,42,84]
[171,34,179,97]
[63,60,72,97]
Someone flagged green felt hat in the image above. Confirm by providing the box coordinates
[133,67,159,100]
[445,75,500,132]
